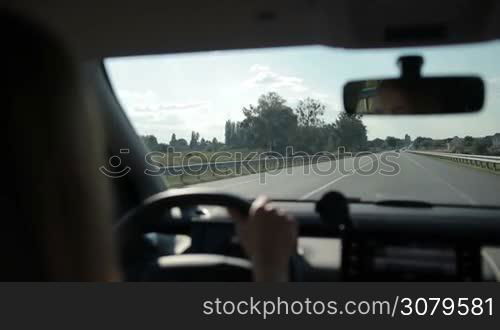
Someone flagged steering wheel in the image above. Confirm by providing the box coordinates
[115,188,254,281]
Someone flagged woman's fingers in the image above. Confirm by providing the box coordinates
[228,195,272,223]
[229,194,298,282]
[250,195,270,217]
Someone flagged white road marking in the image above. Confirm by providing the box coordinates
[299,156,378,200]
[404,153,478,205]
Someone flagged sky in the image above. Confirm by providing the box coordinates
[105,42,500,144]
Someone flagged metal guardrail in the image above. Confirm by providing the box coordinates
[407,150,500,173]
[162,156,307,175]
[160,152,361,185]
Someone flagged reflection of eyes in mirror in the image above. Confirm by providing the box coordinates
[345,77,484,115]
[368,81,441,114]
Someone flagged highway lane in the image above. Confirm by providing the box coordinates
[188,152,500,277]
[189,152,500,206]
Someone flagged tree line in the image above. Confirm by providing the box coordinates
[142,133,222,153]
[412,135,499,155]
[141,91,427,154]
[224,92,368,154]
[141,91,499,156]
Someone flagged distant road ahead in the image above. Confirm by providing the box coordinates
[190,152,500,206]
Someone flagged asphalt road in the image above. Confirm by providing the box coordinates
[190,152,500,206]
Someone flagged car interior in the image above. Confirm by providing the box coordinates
[2,0,500,282]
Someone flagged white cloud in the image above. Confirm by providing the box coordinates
[114,89,217,142]
[158,102,210,111]
[243,64,343,122]
[243,65,309,93]
[152,114,185,125]
[117,89,209,112]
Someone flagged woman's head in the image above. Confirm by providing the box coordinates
[1,11,119,281]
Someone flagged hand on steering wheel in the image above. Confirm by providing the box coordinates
[230,196,298,282]
[116,189,298,282]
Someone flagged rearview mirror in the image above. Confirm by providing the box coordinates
[343,56,485,115]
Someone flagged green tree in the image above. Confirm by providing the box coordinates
[175,138,188,148]
[334,113,367,152]
[141,135,159,151]
[386,136,398,149]
[472,137,492,155]
[413,137,434,150]
[404,134,411,145]
[325,135,337,152]
[189,131,200,149]
[224,120,233,146]
[242,92,298,152]
[157,143,169,152]
[293,98,328,153]
[295,97,325,127]
[169,137,188,151]
[169,133,177,145]
[200,138,208,149]
[211,137,220,151]
[372,138,385,149]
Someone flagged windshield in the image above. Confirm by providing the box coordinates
[104,43,500,207]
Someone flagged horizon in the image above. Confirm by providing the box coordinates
[139,124,500,146]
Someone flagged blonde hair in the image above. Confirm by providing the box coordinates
[3,11,119,281]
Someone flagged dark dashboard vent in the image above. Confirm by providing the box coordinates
[385,24,447,43]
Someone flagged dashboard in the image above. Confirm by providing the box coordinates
[289,201,499,281]
[142,201,500,282]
